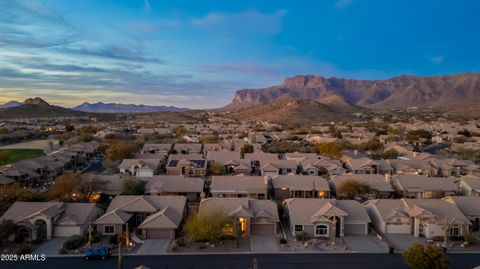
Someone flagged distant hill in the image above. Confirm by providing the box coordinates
[73,102,189,113]
[0,97,92,119]
[223,73,480,110]
[225,99,362,125]
[0,101,22,108]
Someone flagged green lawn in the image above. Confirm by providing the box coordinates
[0,149,45,165]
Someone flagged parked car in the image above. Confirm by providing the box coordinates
[84,246,111,260]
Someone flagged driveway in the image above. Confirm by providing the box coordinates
[384,234,428,251]
[33,237,68,256]
[136,239,171,255]
[250,236,279,253]
[343,235,389,253]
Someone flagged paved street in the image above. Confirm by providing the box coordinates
[343,235,389,253]
[250,236,279,253]
[136,240,171,255]
[32,237,68,256]
[3,253,479,269]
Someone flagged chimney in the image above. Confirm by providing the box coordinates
[384,173,391,183]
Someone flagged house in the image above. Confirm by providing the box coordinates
[260,160,298,178]
[283,198,371,238]
[0,202,104,241]
[205,151,247,174]
[300,158,346,177]
[388,159,434,176]
[94,195,186,240]
[329,174,395,199]
[118,159,162,178]
[173,143,202,154]
[365,199,470,239]
[443,196,480,231]
[210,176,267,199]
[166,154,207,177]
[97,174,129,196]
[457,175,480,196]
[145,176,205,202]
[343,158,393,175]
[271,175,330,200]
[199,198,279,236]
[141,144,172,155]
[0,174,15,186]
[391,175,458,198]
[284,152,318,163]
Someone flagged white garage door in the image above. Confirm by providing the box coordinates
[55,226,80,237]
[386,224,410,234]
[344,224,367,235]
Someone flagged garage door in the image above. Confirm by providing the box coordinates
[386,224,410,234]
[251,224,275,235]
[344,223,366,235]
[54,226,80,237]
[146,229,173,239]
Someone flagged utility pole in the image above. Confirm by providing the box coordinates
[117,241,123,269]
[331,215,337,246]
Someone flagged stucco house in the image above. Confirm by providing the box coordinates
[283,198,371,238]
[329,174,395,199]
[118,159,162,178]
[210,176,267,199]
[0,202,104,241]
[300,158,346,177]
[457,175,480,196]
[365,199,470,239]
[94,195,186,240]
[391,175,458,198]
[199,198,279,236]
[271,175,330,200]
[145,175,205,202]
[166,154,207,177]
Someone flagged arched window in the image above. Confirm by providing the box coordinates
[315,224,328,236]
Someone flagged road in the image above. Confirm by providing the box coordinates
[2,253,479,269]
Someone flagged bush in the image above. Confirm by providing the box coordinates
[0,220,18,240]
[59,248,68,254]
[14,234,25,244]
[108,234,118,245]
[176,237,187,247]
[62,235,86,250]
[279,238,287,244]
[16,245,32,255]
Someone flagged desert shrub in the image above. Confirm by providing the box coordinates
[15,245,32,255]
[280,238,287,244]
[62,235,86,250]
[59,248,68,254]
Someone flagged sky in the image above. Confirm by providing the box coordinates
[0,0,479,108]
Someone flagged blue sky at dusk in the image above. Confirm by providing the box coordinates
[1,0,479,108]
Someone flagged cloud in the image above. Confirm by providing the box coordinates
[430,56,444,65]
[191,9,288,36]
[143,0,152,13]
[335,0,352,10]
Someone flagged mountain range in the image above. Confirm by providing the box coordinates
[223,73,480,110]
[72,102,189,113]
[0,98,91,119]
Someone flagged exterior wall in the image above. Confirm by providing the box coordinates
[365,205,387,233]
[251,223,276,235]
[274,188,291,200]
[137,170,154,178]
[385,223,410,234]
[96,224,124,236]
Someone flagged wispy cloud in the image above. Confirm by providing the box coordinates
[191,9,288,36]
[430,56,444,65]
[334,0,352,10]
[143,0,152,13]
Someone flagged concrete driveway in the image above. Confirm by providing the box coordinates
[136,239,171,255]
[343,235,389,253]
[33,237,68,256]
[384,234,427,251]
[250,236,279,253]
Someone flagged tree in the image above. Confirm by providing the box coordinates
[76,173,107,202]
[173,125,187,136]
[48,172,77,201]
[184,212,233,242]
[122,177,145,195]
[240,144,254,157]
[317,143,342,159]
[105,140,138,161]
[382,149,399,159]
[358,138,383,152]
[65,125,75,132]
[0,184,45,212]
[209,162,223,175]
[403,244,449,269]
[336,180,372,199]
[0,220,18,240]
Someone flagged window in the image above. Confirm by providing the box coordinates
[309,170,316,175]
[104,225,115,234]
[449,227,460,236]
[315,225,328,236]
[294,225,303,232]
